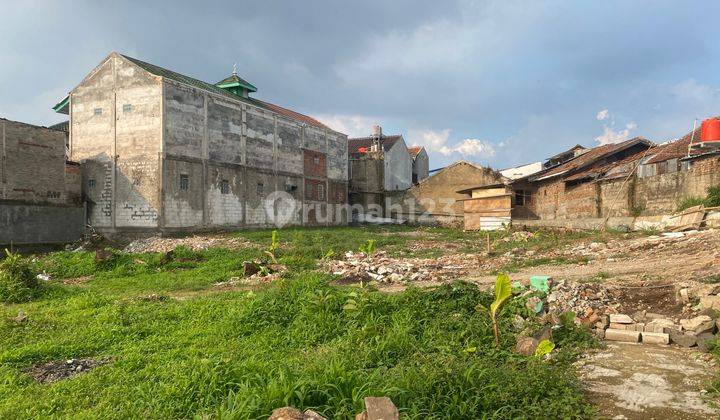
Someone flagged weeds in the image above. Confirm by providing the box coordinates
[0,250,41,303]
[677,185,720,211]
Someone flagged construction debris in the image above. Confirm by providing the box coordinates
[24,358,111,383]
[323,251,477,284]
[123,235,256,253]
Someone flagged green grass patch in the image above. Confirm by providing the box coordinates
[0,226,601,418]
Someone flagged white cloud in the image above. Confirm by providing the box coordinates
[314,114,378,138]
[407,128,495,159]
[596,109,609,120]
[439,139,496,158]
[595,122,637,145]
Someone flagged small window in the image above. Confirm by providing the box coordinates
[179,174,189,191]
[515,190,525,206]
[220,179,230,194]
[122,104,132,114]
[88,179,96,189]
[93,108,103,116]
[285,184,297,197]
[318,184,325,200]
[313,156,320,165]
[256,182,264,195]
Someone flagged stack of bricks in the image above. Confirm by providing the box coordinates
[597,312,718,348]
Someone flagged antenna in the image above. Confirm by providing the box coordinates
[232,63,237,76]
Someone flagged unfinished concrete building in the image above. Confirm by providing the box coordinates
[53,52,348,234]
[408,146,429,184]
[348,126,413,210]
[0,118,83,244]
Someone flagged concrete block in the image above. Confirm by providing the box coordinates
[641,332,670,344]
[605,329,640,343]
[609,314,633,324]
[608,323,627,330]
[632,323,645,332]
[669,329,697,347]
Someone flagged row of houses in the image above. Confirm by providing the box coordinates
[3,51,720,242]
[458,124,720,230]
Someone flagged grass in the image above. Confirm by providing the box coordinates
[0,226,601,418]
[677,185,720,212]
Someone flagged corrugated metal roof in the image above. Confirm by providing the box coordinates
[529,137,652,182]
[643,119,719,164]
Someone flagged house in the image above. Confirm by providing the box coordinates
[53,52,348,234]
[348,125,413,210]
[0,118,84,244]
[512,137,652,220]
[408,146,429,184]
[388,161,505,225]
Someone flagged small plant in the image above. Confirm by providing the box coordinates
[264,230,280,264]
[490,273,512,347]
[534,339,555,357]
[358,239,376,256]
[321,249,335,260]
[0,249,41,303]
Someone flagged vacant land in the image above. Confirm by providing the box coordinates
[0,225,718,418]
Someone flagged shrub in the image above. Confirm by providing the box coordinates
[677,185,720,211]
[0,250,41,303]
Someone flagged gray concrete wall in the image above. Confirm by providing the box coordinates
[0,202,84,245]
[70,54,162,231]
[384,138,413,191]
[412,149,429,183]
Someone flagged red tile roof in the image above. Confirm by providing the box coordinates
[530,137,652,182]
[255,100,329,130]
[407,146,424,157]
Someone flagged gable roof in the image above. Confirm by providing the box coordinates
[407,146,424,158]
[53,53,330,131]
[529,137,652,182]
[348,135,403,156]
[418,160,507,187]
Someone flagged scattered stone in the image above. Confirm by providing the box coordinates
[609,314,634,324]
[605,329,640,343]
[678,288,690,304]
[512,314,526,331]
[123,235,256,253]
[12,309,27,324]
[641,332,670,345]
[515,337,539,356]
[700,295,720,310]
[668,329,697,347]
[24,357,110,383]
[680,315,713,332]
[356,397,399,420]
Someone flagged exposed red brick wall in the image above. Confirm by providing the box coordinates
[303,150,326,178]
[305,178,327,202]
[328,180,347,204]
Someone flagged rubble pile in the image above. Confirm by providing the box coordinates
[324,251,477,284]
[123,235,256,253]
[597,312,718,351]
[24,358,111,384]
[546,279,614,315]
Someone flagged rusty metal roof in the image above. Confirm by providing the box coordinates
[407,146,424,158]
[643,120,719,164]
[529,137,652,182]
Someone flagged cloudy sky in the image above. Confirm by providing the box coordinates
[2,1,720,169]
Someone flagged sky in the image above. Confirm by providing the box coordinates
[2,0,720,170]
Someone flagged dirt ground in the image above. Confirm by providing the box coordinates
[577,342,716,419]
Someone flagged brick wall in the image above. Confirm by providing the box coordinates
[303,150,327,178]
[1,119,76,205]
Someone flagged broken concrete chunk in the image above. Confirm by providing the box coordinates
[268,407,326,420]
[359,397,399,420]
[641,332,670,345]
[515,337,539,356]
[609,314,633,324]
[608,323,628,330]
[680,315,713,332]
[700,295,720,311]
[605,329,640,343]
[678,288,690,304]
[668,330,697,347]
